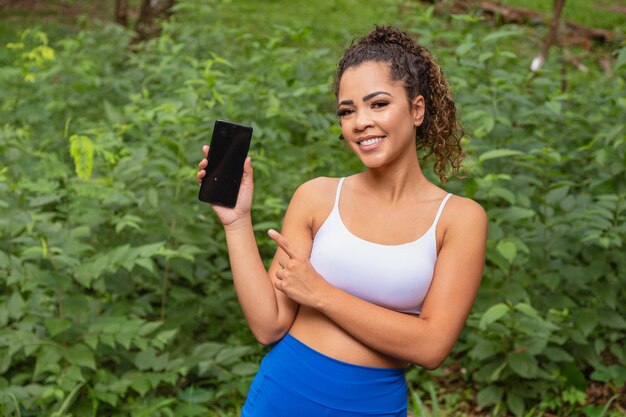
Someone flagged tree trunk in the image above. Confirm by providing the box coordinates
[530,0,566,72]
[134,0,176,42]
[115,0,129,27]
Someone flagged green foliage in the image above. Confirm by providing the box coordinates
[0,1,624,416]
[418,7,626,415]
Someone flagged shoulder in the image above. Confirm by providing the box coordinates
[293,176,340,196]
[442,195,488,237]
[446,195,487,220]
[290,176,340,207]
[287,177,341,232]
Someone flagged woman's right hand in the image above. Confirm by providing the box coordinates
[197,145,254,228]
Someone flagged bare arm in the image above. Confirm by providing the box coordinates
[197,147,315,344]
[272,196,487,368]
[222,216,297,345]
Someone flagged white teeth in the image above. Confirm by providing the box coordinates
[360,137,383,146]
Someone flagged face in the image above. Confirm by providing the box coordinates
[337,61,425,169]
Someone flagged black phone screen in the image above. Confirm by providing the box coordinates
[198,120,253,207]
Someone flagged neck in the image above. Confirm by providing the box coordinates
[361,156,430,202]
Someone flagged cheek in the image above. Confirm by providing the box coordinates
[339,118,349,134]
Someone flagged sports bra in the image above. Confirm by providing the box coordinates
[309,177,452,314]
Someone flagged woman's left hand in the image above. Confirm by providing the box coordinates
[268,229,330,307]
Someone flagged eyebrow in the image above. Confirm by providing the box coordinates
[337,91,392,107]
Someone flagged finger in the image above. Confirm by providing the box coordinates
[198,158,207,170]
[274,279,285,292]
[197,170,205,184]
[278,257,289,269]
[242,156,253,181]
[203,145,209,158]
[268,229,297,259]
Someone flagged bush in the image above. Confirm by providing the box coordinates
[0,2,624,416]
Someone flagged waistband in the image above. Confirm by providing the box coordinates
[259,333,407,413]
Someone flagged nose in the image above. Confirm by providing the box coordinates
[354,109,374,132]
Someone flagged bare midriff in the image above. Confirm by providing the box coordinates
[288,305,408,369]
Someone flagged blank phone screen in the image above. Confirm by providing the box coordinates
[198,120,252,207]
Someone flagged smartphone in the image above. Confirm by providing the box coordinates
[198,120,253,208]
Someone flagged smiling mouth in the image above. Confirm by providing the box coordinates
[357,136,384,146]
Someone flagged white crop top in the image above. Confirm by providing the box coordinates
[309,178,452,314]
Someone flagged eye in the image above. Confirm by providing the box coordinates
[372,100,389,109]
[337,108,353,117]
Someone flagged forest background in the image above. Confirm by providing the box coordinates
[0,0,624,416]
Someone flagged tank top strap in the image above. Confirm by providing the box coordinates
[333,177,346,210]
[432,193,453,227]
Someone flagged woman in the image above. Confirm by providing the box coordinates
[197,25,487,417]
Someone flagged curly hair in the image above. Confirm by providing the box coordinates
[334,25,465,183]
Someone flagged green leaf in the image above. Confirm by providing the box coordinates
[479,149,524,164]
[152,328,178,348]
[138,321,163,336]
[614,47,626,71]
[502,207,536,221]
[65,343,96,369]
[479,303,510,330]
[603,310,626,329]
[483,30,522,43]
[545,186,570,205]
[489,361,507,382]
[134,348,168,371]
[450,14,483,22]
[543,346,574,362]
[574,310,599,337]
[34,345,62,377]
[507,352,538,378]
[477,385,503,407]
[469,338,502,361]
[103,100,124,124]
[545,100,562,114]
[0,348,11,374]
[506,392,525,417]
[7,292,25,319]
[489,187,516,205]
[192,342,223,360]
[44,317,72,337]
[83,334,98,350]
[177,387,215,404]
[214,346,254,366]
[456,42,476,57]
[231,362,258,376]
[0,250,10,268]
[136,398,176,417]
[514,303,540,319]
[69,134,94,181]
[123,371,152,396]
[496,240,517,264]
[0,304,8,327]
[591,365,626,386]
[516,334,549,356]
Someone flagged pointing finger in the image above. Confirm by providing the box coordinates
[268,229,297,259]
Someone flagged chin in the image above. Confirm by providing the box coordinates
[360,158,387,170]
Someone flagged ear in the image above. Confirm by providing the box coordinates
[411,95,425,127]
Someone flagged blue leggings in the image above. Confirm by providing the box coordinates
[241,333,407,417]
